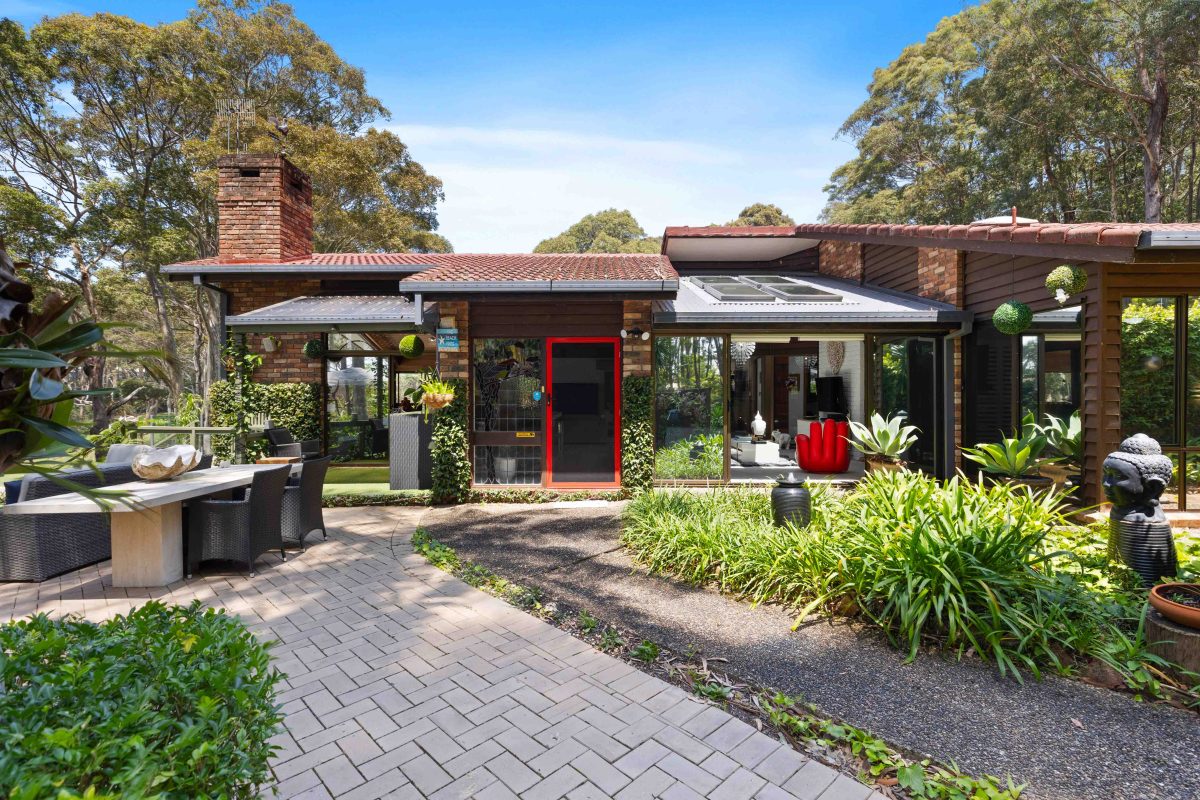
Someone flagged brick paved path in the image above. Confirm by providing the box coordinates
[0,507,881,800]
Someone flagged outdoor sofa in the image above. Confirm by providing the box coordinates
[0,461,138,582]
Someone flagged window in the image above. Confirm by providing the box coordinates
[653,336,725,480]
[872,336,940,474]
[472,338,543,485]
[1118,296,1200,508]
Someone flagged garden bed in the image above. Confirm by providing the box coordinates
[622,472,1200,707]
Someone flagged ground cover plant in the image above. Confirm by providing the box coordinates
[622,473,1200,704]
[0,601,284,798]
[410,528,1023,798]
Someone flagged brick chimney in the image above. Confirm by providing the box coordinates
[217,153,313,263]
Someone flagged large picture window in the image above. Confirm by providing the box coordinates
[653,336,725,480]
[1117,297,1200,508]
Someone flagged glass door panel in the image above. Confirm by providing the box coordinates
[873,336,939,474]
[548,339,618,484]
[472,338,543,485]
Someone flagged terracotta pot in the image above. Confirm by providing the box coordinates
[865,456,904,473]
[1149,584,1200,630]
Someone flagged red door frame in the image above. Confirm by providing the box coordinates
[545,337,622,488]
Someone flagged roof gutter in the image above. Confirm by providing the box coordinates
[164,263,435,276]
[1138,230,1200,249]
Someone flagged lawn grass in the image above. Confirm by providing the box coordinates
[326,466,390,483]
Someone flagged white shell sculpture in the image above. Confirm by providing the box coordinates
[131,445,201,481]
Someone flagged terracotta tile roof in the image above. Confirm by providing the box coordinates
[399,253,676,283]
[166,252,677,282]
[662,225,800,239]
[664,221,1200,250]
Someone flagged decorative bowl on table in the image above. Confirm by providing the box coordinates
[131,445,201,481]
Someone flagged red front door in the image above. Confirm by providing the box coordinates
[545,338,621,487]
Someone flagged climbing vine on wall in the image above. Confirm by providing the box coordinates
[431,378,471,503]
[621,375,654,493]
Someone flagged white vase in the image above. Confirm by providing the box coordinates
[751,412,767,438]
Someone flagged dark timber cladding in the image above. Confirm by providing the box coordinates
[962,253,1102,313]
[469,300,622,338]
[863,244,918,294]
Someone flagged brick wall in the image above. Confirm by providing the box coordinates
[436,301,470,380]
[818,240,864,282]
[916,247,964,306]
[217,154,313,264]
[220,279,323,384]
[915,246,966,469]
[622,300,653,377]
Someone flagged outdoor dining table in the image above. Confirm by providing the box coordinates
[1,464,300,588]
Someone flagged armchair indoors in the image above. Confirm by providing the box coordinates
[282,456,332,551]
[186,465,290,577]
[265,427,320,460]
[795,419,851,473]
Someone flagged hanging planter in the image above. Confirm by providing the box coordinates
[993,300,1033,335]
[399,334,425,359]
[1045,264,1087,305]
[302,338,325,359]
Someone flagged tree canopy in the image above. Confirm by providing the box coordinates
[725,203,795,227]
[533,209,661,254]
[824,0,1200,225]
[0,0,447,425]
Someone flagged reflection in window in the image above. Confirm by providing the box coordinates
[326,355,390,461]
[472,338,543,485]
[873,336,937,473]
[654,336,724,480]
[1019,336,1038,422]
[1120,297,1177,444]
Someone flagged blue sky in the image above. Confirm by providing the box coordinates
[2,0,966,251]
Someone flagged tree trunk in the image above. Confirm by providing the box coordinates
[1140,64,1169,223]
[144,265,183,403]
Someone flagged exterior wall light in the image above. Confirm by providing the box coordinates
[621,327,650,340]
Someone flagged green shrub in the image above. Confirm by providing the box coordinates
[621,375,654,492]
[654,433,723,480]
[430,378,470,504]
[207,380,319,462]
[623,473,1191,696]
[0,601,283,798]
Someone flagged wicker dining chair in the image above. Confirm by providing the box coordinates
[282,456,332,551]
[187,465,290,577]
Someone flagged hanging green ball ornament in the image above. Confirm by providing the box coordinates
[1045,264,1087,303]
[302,338,325,359]
[993,300,1033,335]
[398,334,425,359]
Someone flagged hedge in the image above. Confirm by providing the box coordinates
[621,374,654,493]
[208,380,320,462]
[430,379,471,504]
[0,601,283,799]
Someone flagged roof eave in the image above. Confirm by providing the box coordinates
[401,279,680,294]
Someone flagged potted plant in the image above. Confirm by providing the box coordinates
[1038,411,1083,489]
[962,419,1056,489]
[847,412,918,473]
[419,374,456,414]
[1148,584,1200,630]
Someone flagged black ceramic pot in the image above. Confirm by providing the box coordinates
[772,473,811,528]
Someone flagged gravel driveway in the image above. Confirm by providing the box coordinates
[420,501,1200,800]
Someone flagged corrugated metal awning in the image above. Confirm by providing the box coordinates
[226,295,428,332]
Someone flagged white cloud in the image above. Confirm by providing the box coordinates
[389,123,854,253]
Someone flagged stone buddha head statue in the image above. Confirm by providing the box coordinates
[1102,433,1174,510]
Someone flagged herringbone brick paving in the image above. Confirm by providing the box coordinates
[0,507,881,800]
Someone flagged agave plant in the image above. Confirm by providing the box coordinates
[1038,411,1083,468]
[0,245,107,477]
[847,412,919,463]
[962,424,1057,478]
